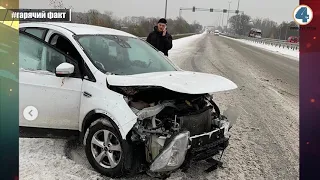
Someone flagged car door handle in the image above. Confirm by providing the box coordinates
[83,91,92,98]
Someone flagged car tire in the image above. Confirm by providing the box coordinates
[84,119,133,178]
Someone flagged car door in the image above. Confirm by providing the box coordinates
[19,32,83,130]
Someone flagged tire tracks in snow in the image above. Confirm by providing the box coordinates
[178,34,299,179]
[210,35,299,179]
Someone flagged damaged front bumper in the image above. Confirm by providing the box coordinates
[149,119,231,173]
[150,131,190,172]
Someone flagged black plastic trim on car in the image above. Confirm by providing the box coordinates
[83,91,92,98]
[22,27,49,40]
[19,27,26,32]
[19,126,79,139]
[42,29,49,39]
[189,137,229,161]
[84,63,96,82]
[80,109,123,142]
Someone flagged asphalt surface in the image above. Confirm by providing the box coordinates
[172,34,299,180]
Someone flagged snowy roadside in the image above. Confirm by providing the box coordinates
[19,138,103,180]
[221,35,299,61]
[19,33,207,180]
[169,32,207,67]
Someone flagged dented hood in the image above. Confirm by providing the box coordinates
[107,71,237,94]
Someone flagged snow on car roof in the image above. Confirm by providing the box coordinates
[21,22,137,37]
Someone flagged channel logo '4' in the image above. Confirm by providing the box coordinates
[295,7,309,23]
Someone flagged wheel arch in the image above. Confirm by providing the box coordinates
[82,110,136,176]
[80,109,125,143]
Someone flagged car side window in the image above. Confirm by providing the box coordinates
[19,34,44,71]
[19,33,81,77]
[24,28,47,39]
[49,34,83,62]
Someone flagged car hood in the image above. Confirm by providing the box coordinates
[107,71,237,94]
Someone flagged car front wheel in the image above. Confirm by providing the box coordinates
[84,119,132,177]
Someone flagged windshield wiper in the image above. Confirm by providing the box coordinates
[112,37,131,48]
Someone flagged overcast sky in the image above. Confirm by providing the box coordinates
[20,0,299,26]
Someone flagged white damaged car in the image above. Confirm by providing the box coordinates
[19,22,239,178]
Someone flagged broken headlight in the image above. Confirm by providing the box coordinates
[149,131,190,172]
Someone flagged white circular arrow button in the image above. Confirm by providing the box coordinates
[23,106,38,121]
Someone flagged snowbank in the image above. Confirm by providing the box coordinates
[169,32,206,66]
[19,138,103,180]
[172,33,206,52]
[221,35,299,61]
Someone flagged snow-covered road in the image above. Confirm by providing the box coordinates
[20,31,299,180]
[221,35,299,60]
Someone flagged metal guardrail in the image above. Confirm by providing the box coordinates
[220,33,299,50]
[140,33,196,40]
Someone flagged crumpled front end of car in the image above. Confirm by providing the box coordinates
[149,106,235,173]
[110,84,239,175]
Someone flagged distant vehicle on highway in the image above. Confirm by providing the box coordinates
[214,30,220,36]
[287,36,299,43]
[248,28,262,38]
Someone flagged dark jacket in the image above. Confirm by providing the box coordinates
[146,26,173,56]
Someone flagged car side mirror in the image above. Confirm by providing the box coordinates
[55,62,75,77]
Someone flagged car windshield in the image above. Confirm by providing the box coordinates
[75,35,177,75]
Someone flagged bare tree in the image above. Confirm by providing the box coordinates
[251,18,278,38]
[49,0,73,9]
[45,4,202,37]
[228,13,251,35]
[277,21,299,40]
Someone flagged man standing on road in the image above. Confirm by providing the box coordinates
[146,18,173,56]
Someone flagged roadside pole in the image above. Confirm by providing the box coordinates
[165,0,168,18]
[226,1,231,33]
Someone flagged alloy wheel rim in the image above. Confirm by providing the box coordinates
[91,129,122,168]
